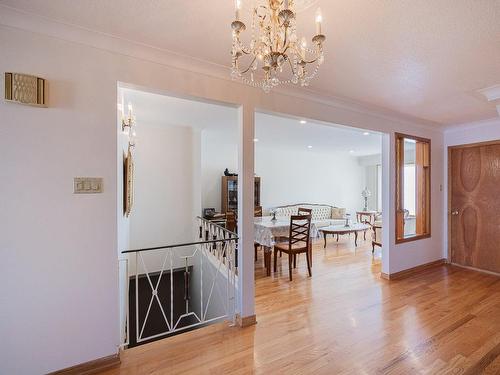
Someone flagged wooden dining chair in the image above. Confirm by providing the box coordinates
[274,207,312,259]
[273,214,312,281]
[372,224,382,254]
[225,211,237,233]
[254,207,263,261]
[276,207,312,259]
[298,207,312,216]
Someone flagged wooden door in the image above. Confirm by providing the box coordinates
[450,142,500,273]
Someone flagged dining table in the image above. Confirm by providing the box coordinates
[254,216,319,276]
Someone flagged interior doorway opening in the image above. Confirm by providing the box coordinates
[252,110,386,281]
[116,84,240,348]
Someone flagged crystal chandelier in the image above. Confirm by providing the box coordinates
[231,0,326,93]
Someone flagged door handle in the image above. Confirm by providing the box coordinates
[451,210,459,216]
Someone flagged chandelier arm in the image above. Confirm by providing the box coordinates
[287,57,296,75]
[302,57,320,64]
[240,56,258,74]
[282,41,292,55]
[282,26,289,51]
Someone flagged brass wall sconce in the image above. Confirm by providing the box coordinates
[120,103,137,148]
[121,103,135,132]
[5,72,47,107]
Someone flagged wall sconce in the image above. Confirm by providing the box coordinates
[119,102,137,149]
[121,103,135,133]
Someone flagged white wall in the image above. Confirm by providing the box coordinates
[444,118,500,147]
[256,146,365,213]
[201,128,238,211]
[0,27,119,374]
[201,126,371,214]
[125,123,202,281]
[443,118,500,259]
[0,12,446,373]
[129,124,199,249]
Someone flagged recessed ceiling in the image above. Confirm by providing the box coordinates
[121,87,381,156]
[255,112,382,156]
[6,0,499,125]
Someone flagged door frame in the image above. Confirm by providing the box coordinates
[447,139,500,271]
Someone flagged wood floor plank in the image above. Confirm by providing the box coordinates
[463,341,500,375]
[100,235,500,375]
[376,314,479,374]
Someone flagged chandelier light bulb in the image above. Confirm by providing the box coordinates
[315,8,323,35]
[235,0,242,20]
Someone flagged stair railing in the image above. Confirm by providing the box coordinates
[120,218,238,346]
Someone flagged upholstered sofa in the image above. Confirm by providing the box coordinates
[273,203,347,229]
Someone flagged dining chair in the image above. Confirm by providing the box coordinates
[298,207,312,216]
[275,207,313,259]
[281,207,313,260]
[273,214,312,281]
[225,211,237,233]
[372,224,382,254]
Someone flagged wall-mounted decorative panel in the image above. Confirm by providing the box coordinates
[4,72,47,107]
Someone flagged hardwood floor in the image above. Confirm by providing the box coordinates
[101,234,500,374]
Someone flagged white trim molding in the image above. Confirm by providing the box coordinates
[443,116,500,133]
[477,84,500,117]
[478,84,500,103]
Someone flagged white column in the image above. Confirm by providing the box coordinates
[381,132,392,275]
[237,105,255,320]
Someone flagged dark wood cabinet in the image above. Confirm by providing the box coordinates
[221,176,261,213]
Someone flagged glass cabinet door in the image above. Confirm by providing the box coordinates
[227,179,238,211]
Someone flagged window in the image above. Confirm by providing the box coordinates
[395,133,431,243]
[403,165,415,216]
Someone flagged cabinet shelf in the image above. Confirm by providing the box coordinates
[221,176,261,213]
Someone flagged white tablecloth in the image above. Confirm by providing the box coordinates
[254,216,319,248]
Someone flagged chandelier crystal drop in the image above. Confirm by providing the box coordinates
[231,0,326,93]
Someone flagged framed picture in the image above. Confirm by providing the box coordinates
[124,148,134,217]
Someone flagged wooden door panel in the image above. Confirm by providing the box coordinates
[450,143,500,273]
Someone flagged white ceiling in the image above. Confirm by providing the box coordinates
[121,87,382,156]
[255,113,382,156]
[121,87,237,132]
[9,1,499,126]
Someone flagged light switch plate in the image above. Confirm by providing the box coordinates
[74,177,103,194]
